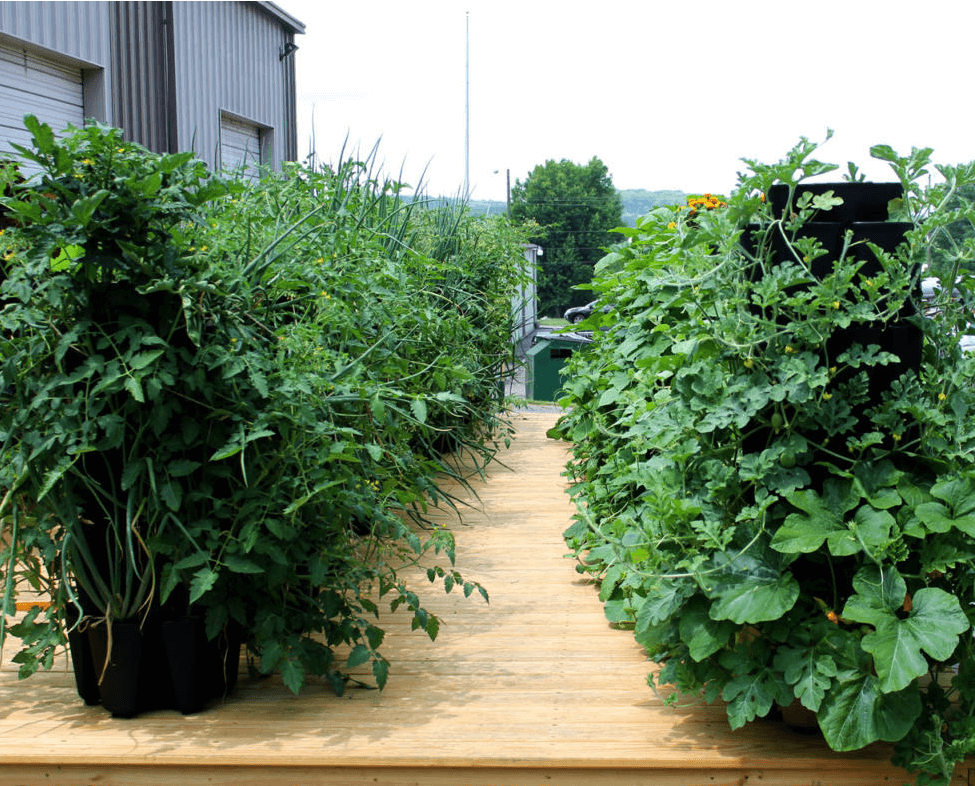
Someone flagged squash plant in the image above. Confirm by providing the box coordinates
[553,133,975,785]
[0,118,527,698]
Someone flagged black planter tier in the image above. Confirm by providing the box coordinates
[769,182,904,225]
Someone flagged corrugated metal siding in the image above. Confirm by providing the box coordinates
[0,1,112,65]
[171,1,295,172]
[111,1,171,153]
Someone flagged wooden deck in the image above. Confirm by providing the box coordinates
[1,409,969,786]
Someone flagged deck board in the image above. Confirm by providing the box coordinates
[1,410,969,786]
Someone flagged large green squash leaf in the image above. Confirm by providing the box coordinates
[824,506,895,559]
[852,460,903,510]
[861,587,969,693]
[679,598,735,661]
[819,674,920,751]
[843,566,969,692]
[841,565,906,627]
[706,552,800,624]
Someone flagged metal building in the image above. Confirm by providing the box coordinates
[0,1,304,176]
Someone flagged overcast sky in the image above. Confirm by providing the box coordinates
[284,0,975,203]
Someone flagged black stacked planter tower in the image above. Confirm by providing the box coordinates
[746,183,921,437]
[741,183,923,678]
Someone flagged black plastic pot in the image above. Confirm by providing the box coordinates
[84,620,163,718]
[78,613,241,718]
[163,617,241,715]
[64,605,101,707]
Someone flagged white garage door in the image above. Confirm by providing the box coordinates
[220,114,262,181]
[0,41,84,163]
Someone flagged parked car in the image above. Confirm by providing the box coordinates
[564,300,612,324]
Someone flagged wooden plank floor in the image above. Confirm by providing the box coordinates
[1,409,969,786]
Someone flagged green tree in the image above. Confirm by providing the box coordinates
[509,157,623,317]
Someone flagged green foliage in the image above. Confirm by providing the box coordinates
[0,118,528,695]
[552,133,975,784]
[509,157,623,316]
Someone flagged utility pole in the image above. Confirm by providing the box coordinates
[464,10,470,199]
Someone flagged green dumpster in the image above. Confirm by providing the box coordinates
[526,333,592,401]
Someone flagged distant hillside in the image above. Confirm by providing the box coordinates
[436,190,689,226]
[619,189,686,227]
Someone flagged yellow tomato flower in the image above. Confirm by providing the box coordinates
[939,392,947,401]
[822,392,832,400]
[667,221,677,230]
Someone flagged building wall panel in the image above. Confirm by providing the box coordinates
[110,1,171,153]
[0,0,299,172]
[171,1,295,172]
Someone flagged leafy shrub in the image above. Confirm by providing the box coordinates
[0,118,529,695]
[553,134,975,784]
